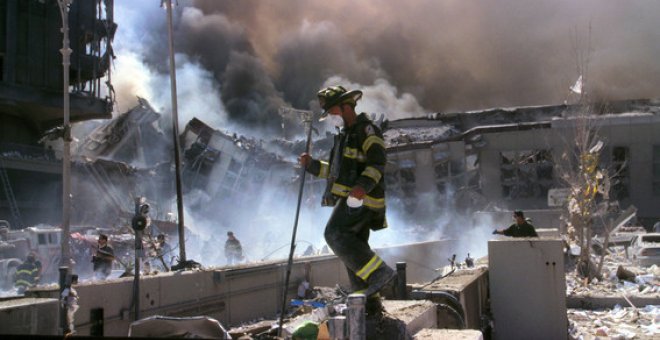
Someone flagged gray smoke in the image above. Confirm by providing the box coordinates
[103,0,660,267]
[185,0,660,114]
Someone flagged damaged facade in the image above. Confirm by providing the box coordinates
[179,117,292,216]
[0,0,116,228]
[383,99,660,226]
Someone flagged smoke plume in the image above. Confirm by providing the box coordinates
[97,0,660,267]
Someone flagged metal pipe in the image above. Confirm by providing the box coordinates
[58,266,69,335]
[277,112,314,336]
[347,293,366,340]
[58,0,73,268]
[328,316,346,340]
[165,0,187,263]
[133,229,142,321]
[396,262,407,299]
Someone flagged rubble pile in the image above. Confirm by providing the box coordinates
[566,248,660,298]
[568,305,660,339]
[227,286,412,339]
[566,244,660,339]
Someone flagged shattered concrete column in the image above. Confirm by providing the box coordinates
[347,293,366,340]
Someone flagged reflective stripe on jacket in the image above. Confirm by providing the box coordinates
[307,113,387,210]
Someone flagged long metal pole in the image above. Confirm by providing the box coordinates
[165,0,186,262]
[277,114,313,336]
[133,230,141,321]
[58,0,72,268]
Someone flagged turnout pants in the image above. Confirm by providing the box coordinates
[324,197,386,292]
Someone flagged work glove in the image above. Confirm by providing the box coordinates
[349,186,366,200]
[298,153,312,168]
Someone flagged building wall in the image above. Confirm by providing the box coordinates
[478,114,660,220]
[13,240,454,336]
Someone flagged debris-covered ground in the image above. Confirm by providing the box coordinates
[568,305,659,339]
[566,247,660,297]
[228,285,413,340]
[566,246,660,339]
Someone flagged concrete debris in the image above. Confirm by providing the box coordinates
[568,305,660,339]
[413,329,484,340]
[227,286,424,340]
[566,247,660,298]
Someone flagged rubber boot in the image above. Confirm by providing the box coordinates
[364,264,397,297]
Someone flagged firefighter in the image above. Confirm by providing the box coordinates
[299,86,396,312]
[14,252,42,294]
[493,210,539,237]
[225,231,244,265]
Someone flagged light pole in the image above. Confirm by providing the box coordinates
[57,0,72,268]
[163,0,187,263]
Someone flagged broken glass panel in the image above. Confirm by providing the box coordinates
[499,149,555,200]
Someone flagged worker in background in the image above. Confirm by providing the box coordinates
[298,86,396,316]
[92,234,115,279]
[154,234,172,271]
[14,252,42,294]
[493,210,539,237]
[225,231,244,265]
[61,274,79,335]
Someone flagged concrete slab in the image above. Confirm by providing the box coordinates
[414,329,483,340]
[412,266,489,329]
[0,298,59,335]
[383,300,437,336]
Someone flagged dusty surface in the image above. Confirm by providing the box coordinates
[382,300,435,324]
[416,266,487,291]
[568,305,659,339]
[413,328,483,340]
[566,246,660,339]
[566,248,660,299]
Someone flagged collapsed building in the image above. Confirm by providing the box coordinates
[383,99,660,229]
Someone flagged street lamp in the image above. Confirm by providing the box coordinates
[57,0,72,268]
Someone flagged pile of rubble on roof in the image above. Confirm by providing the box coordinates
[566,245,660,339]
[566,248,660,298]
[568,305,659,339]
[227,285,423,339]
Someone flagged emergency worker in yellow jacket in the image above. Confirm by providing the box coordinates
[299,86,396,304]
[14,252,42,294]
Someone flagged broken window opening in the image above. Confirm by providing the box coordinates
[499,149,554,200]
[434,162,449,178]
[610,146,630,201]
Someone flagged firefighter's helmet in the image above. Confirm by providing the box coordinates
[317,86,362,119]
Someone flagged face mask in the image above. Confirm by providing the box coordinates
[327,114,344,128]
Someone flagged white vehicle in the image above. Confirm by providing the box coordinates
[0,225,62,286]
[627,233,660,267]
